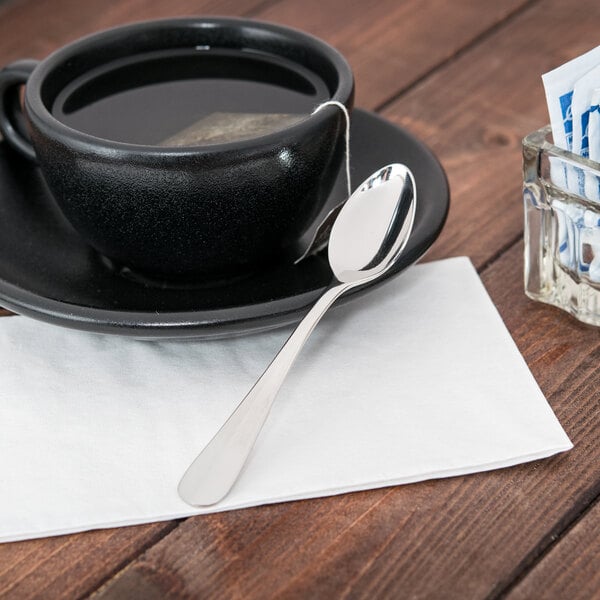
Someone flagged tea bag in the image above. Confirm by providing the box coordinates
[160,112,304,146]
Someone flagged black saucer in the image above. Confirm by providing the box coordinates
[0,109,449,339]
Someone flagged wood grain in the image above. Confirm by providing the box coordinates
[253,0,529,110]
[0,0,268,64]
[88,242,600,600]
[507,500,600,600]
[382,0,600,271]
[0,0,528,84]
[0,522,177,600]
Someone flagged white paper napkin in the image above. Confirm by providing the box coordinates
[0,257,572,542]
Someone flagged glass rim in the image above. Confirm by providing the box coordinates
[523,124,600,171]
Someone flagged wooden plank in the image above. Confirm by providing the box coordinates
[0,522,178,599]
[89,241,600,600]
[253,0,528,110]
[0,0,267,64]
[380,0,600,270]
[0,0,527,82]
[506,500,600,600]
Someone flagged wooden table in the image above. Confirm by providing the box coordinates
[1,0,599,598]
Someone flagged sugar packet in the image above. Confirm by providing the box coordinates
[588,88,600,162]
[542,46,600,282]
[542,45,600,152]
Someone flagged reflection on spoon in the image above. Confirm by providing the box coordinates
[178,163,417,507]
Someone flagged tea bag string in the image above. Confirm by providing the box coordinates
[312,101,351,197]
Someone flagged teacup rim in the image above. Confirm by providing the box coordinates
[25,16,355,157]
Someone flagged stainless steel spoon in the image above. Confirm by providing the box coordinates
[178,163,417,507]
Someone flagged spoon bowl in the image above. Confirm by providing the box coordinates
[329,163,416,283]
[178,163,417,507]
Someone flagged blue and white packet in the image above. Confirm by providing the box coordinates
[542,46,600,281]
[542,45,600,151]
[588,88,600,162]
[571,69,600,204]
[572,65,600,159]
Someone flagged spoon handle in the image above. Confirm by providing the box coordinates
[178,281,351,507]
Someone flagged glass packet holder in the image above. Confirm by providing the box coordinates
[523,125,600,326]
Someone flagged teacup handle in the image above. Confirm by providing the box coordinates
[0,60,39,162]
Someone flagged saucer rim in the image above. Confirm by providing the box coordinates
[0,109,449,339]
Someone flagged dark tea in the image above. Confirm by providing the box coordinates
[52,48,330,146]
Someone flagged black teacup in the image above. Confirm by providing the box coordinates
[0,18,353,278]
